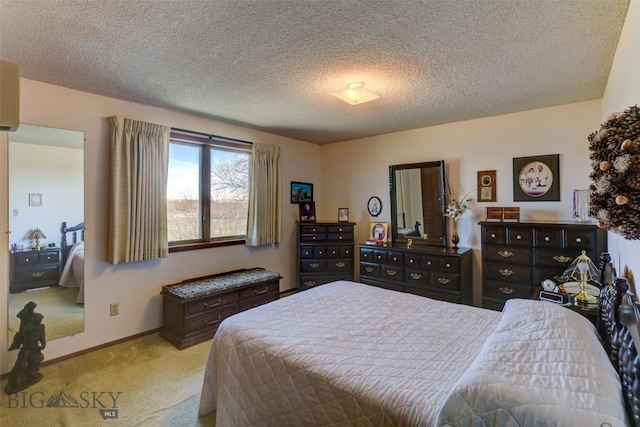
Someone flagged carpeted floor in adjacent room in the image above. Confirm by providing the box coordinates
[0,332,216,426]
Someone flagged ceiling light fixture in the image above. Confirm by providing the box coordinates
[332,82,379,105]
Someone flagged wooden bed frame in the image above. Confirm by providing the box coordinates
[601,275,640,426]
[61,221,84,263]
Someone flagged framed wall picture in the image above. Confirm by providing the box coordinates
[338,208,349,222]
[369,222,388,242]
[291,181,313,203]
[513,154,560,201]
[477,170,496,202]
[299,201,316,222]
[29,193,43,207]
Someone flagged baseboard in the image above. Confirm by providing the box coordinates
[1,328,160,380]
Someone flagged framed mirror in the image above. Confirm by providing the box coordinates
[389,160,447,246]
[8,124,85,347]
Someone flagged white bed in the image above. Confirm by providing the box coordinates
[198,281,627,426]
[58,241,85,304]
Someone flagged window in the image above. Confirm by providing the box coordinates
[167,130,251,251]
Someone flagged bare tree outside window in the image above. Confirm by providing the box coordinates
[167,137,251,245]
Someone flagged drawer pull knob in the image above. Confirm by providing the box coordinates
[499,268,514,276]
[499,286,514,295]
[575,237,582,243]
[203,299,221,309]
[393,256,397,261]
[427,261,432,266]
[544,236,550,242]
[553,255,572,263]
[204,316,222,326]
[336,262,346,268]
[30,271,45,278]
[254,287,268,295]
[411,273,422,280]
[490,233,496,238]
[516,235,522,240]
[386,270,397,276]
[409,259,414,263]
[364,267,374,273]
[498,250,514,258]
[438,277,450,285]
[310,263,319,268]
[445,263,451,268]
[304,281,316,287]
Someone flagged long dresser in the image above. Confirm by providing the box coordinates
[479,221,607,310]
[297,222,356,291]
[358,243,473,305]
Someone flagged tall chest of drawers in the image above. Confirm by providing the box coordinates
[479,221,607,310]
[297,222,355,291]
[359,244,473,305]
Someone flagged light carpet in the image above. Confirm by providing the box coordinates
[0,332,216,426]
[8,286,84,342]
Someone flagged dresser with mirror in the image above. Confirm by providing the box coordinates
[358,160,474,305]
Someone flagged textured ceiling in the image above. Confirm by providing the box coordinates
[0,0,630,144]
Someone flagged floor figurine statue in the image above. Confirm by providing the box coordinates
[8,301,38,351]
[5,311,46,394]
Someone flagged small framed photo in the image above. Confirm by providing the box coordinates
[29,193,43,207]
[369,222,388,242]
[338,208,349,222]
[513,154,560,202]
[299,201,316,222]
[291,181,313,203]
[477,170,496,202]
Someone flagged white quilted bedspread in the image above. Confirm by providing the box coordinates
[436,299,628,427]
[198,281,501,426]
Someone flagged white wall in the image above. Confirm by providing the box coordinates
[9,142,83,249]
[0,78,322,374]
[321,101,603,306]
[602,0,640,285]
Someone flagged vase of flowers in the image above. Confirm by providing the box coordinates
[445,189,473,249]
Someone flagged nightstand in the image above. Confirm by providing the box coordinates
[9,248,62,293]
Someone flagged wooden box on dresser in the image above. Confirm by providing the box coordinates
[479,221,607,310]
[297,222,355,291]
[358,244,473,305]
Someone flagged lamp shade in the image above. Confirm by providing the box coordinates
[28,228,46,240]
[0,60,20,132]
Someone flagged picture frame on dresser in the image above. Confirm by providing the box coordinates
[299,201,316,222]
[338,208,349,222]
[513,154,560,201]
[370,222,388,242]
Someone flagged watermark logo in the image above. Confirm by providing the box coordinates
[6,390,121,419]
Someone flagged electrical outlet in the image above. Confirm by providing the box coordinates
[109,303,119,316]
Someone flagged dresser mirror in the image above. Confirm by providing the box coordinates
[389,160,447,246]
[7,124,85,347]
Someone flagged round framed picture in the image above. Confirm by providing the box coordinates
[367,196,382,217]
[518,161,553,197]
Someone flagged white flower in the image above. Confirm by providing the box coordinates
[444,190,473,221]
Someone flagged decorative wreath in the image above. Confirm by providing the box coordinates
[588,105,640,239]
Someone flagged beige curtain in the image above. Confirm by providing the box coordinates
[246,143,281,246]
[108,116,170,264]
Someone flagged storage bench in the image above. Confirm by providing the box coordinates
[159,267,282,349]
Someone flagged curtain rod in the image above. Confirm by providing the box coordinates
[171,127,253,146]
